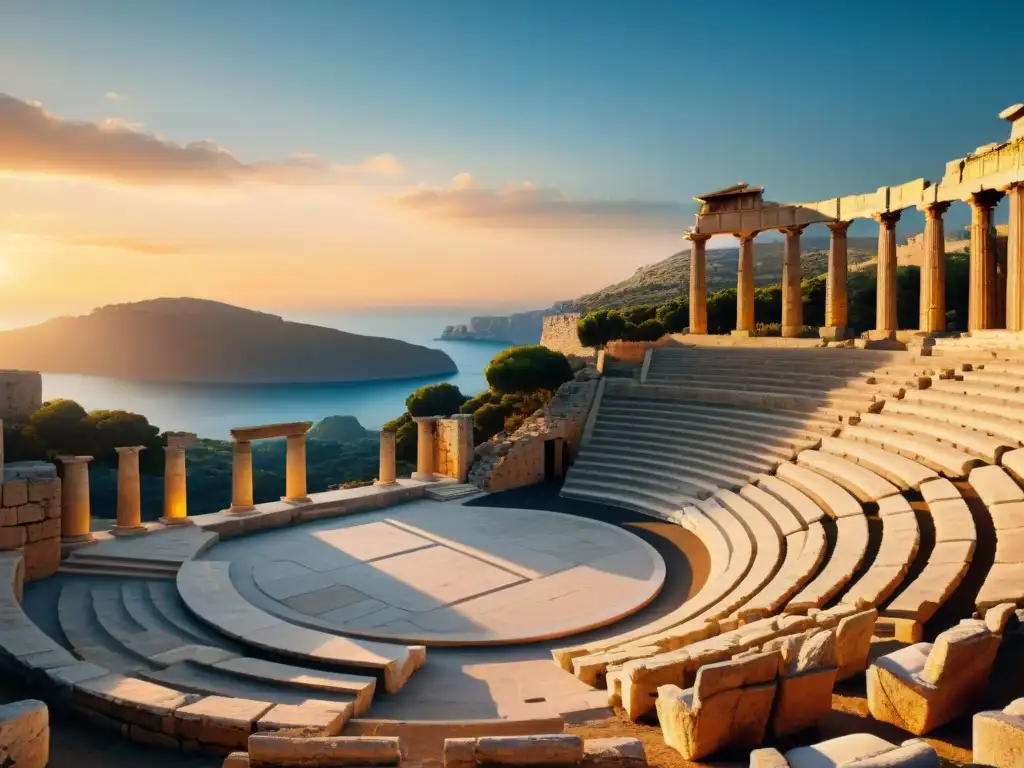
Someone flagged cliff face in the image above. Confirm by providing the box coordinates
[440,309,554,345]
[0,298,457,384]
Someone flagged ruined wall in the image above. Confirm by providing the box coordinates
[469,369,599,492]
[434,414,474,482]
[540,313,593,360]
[0,371,42,423]
[0,472,61,582]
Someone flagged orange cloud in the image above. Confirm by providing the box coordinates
[0,94,405,187]
[394,173,689,230]
[58,235,183,254]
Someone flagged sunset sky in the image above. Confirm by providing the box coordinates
[2,0,1022,326]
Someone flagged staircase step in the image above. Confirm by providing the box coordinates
[57,581,149,674]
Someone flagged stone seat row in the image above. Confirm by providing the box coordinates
[0,553,363,754]
[750,734,940,768]
[176,560,426,695]
[969,460,1024,613]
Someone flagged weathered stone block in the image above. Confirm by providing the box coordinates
[580,737,647,768]
[22,537,60,582]
[0,507,16,527]
[256,702,348,737]
[42,497,61,519]
[973,699,1024,768]
[443,737,476,768]
[25,522,44,543]
[247,734,401,766]
[223,753,251,768]
[27,478,56,503]
[474,734,584,765]
[0,526,26,549]
[17,504,43,524]
[2,481,28,508]
[0,699,48,768]
[41,518,60,539]
[175,696,273,748]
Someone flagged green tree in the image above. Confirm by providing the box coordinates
[655,298,689,333]
[382,412,416,462]
[576,309,627,350]
[623,318,666,341]
[28,399,89,456]
[472,402,508,442]
[485,346,573,395]
[405,383,468,417]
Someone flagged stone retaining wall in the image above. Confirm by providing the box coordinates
[0,471,61,582]
[0,370,42,423]
[541,313,594,361]
[468,369,599,492]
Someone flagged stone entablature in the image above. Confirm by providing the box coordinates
[468,369,599,492]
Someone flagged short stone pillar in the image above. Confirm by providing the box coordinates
[685,232,712,334]
[1007,183,1024,332]
[873,211,902,336]
[375,430,398,486]
[969,189,1006,331]
[920,202,951,333]
[734,232,757,335]
[230,440,256,514]
[283,433,311,504]
[780,225,806,337]
[113,446,147,536]
[451,413,475,482]
[161,433,197,525]
[823,220,851,338]
[59,456,94,551]
[412,416,437,482]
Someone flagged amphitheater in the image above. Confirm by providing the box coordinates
[3,106,1024,768]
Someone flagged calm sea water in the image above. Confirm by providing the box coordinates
[38,309,515,439]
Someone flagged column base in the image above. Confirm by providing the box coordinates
[374,479,398,487]
[411,472,438,483]
[111,524,149,537]
[227,505,259,517]
[61,535,96,557]
[159,516,194,527]
[281,495,312,505]
[818,326,851,341]
[865,330,897,341]
[731,329,753,338]
[781,325,803,338]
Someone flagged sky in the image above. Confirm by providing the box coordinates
[1,0,1022,325]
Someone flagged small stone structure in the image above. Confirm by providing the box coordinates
[0,456,62,581]
[469,369,599,492]
[227,422,312,513]
[0,699,49,768]
[540,312,594,360]
[751,734,940,768]
[0,370,42,423]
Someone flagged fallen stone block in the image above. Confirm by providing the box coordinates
[256,701,351,736]
[0,699,48,768]
[247,734,401,766]
[973,698,1024,768]
[580,737,646,768]
[474,734,583,765]
[175,696,274,749]
[781,733,939,767]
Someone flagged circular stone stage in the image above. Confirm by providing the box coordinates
[219,502,666,645]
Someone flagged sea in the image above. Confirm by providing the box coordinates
[27,309,517,440]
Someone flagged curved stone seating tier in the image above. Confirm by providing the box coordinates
[738,484,805,536]
[642,371,883,411]
[795,449,900,503]
[559,475,689,520]
[859,411,1014,464]
[932,377,1024,407]
[570,450,759,498]
[176,561,425,694]
[738,524,827,618]
[842,500,920,609]
[712,491,783,613]
[837,424,978,479]
[969,464,1024,612]
[1005,447,1024,485]
[818,435,938,491]
[755,474,826,527]
[752,734,940,768]
[883,397,1024,446]
[973,698,1024,768]
[785,516,869,613]
[903,388,1024,427]
[774,462,869,518]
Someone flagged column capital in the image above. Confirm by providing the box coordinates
[778,225,807,237]
[114,445,146,455]
[166,432,198,450]
[873,210,902,228]
[412,415,438,424]
[825,220,852,234]
[58,455,94,465]
[968,188,1006,210]
[732,231,758,243]
[683,231,712,243]
[919,201,952,218]
[1000,180,1024,194]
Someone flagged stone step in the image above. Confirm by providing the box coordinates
[567,464,722,502]
[59,560,179,580]
[712,490,784,615]
[145,581,241,649]
[905,388,1024,423]
[786,514,869,612]
[861,411,1012,464]
[740,524,827,616]
[932,379,1024,406]
[614,381,869,417]
[57,581,154,675]
[603,397,841,436]
[755,473,827,527]
[737,484,805,536]
[840,424,979,479]
[774,462,866,519]
[90,582,188,664]
[560,479,688,521]
[589,427,805,463]
[644,371,885,398]
[796,450,900,504]
[819,436,937,491]
[121,581,239,651]
[579,439,776,481]
[841,503,918,608]
[882,398,1024,446]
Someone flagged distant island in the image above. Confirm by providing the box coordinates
[438,309,564,345]
[0,298,457,384]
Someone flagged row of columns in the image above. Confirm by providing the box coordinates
[229,432,310,514]
[686,182,1024,336]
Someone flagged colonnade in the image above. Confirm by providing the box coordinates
[685,182,1024,337]
[228,421,312,514]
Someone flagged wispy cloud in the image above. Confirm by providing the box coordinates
[58,235,183,254]
[103,91,126,101]
[393,173,689,230]
[0,94,405,188]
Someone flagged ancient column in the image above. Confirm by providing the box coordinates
[113,446,147,536]
[968,190,1005,331]
[919,202,951,333]
[60,455,95,551]
[824,220,852,337]
[780,225,806,337]
[1007,183,1024,332]
[375,430,398,486]
[873,211,902,336]
[283,432,311,503]
[734,232,756,335]
[411,416,437,482]
[161,433,196,525]
[230,440,256,513]
[685,232,712,334]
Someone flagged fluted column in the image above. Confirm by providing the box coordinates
[1007,183,1024,331]
[823,220,851,337]
[968,190,1005,331]
[780,225,806,337]
[230,440,256,513]
[920,202,951,333]
[734,232,756,335]
[283,433,311,503]
[874,211,902,335]
[60,455,95,551]
[411,416,437,482]
[113,446,146,536]
[685,232,712,334]
[375,430,398,486]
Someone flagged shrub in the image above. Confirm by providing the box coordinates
[405,382,468,418]
[577,309,627,349]
[623,318,666,341]
[656,299,689,333]
[472,402,507,443]
[484,346,573,395]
